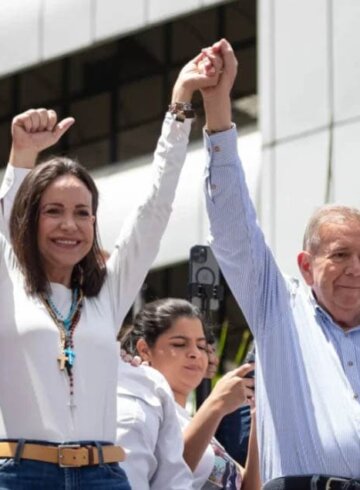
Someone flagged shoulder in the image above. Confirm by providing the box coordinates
[117,361,172,407]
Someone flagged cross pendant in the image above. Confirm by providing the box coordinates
[64,347,76,367]
[57,352,69,371]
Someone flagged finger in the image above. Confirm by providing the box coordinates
[12,113,33,133]
[243,377,255,390]
[26,109,41,133]
[248,397,256,411]
[122,353,133,364]
[204,50,223,72]
[202,56,216,74]
[47,109,58,132]
[37,108,49,132]
[130,356,142,367]
[245,386,255,400]
[198,57,216,76]
[218,38,238,76]
[120,349,129,362]
[231,362,255,378]
[211,41,222,53]
[53,117,75,141]
[192,52,206,64]
[201,46,213,55]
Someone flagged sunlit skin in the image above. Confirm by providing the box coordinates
[37,175,95,287]
[137,317,209,407]
[205,343,219,379]
[298,220,360,329]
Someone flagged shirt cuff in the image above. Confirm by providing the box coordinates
[0,164,31,199]
[203,124,238,167]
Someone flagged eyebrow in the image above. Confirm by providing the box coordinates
[169,335,207,342]
[41,202,91,209]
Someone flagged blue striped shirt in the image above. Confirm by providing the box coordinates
[204,127,360,483]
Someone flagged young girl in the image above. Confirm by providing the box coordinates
[123,298,260,490]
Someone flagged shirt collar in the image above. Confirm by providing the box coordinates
[308,288,360,333]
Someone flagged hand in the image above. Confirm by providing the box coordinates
[200,38,238,102]
[171,51,223,104]
[120,349,148,368]
[199,38,238,132]
[208,363,255,416]
[9,108,75,168]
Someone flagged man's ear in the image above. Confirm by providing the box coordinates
[297,251,314,285]
[136,338,152,363]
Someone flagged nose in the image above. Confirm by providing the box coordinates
[345,255,360,276]
[59,213,77,231]
[187,345,203,359]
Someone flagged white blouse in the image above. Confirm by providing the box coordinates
[0,114,192,443]
[116,362,194,489]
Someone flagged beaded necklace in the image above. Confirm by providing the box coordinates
[41,287,83,409]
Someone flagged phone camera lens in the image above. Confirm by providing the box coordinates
[193,247,207,263]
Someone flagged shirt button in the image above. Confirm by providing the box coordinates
[354,393,358,399]
[348,361,354,367]
[211,184,217,190]
[214,145,220,152]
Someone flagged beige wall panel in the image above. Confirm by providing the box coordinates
[333,121,360,206]
[274,0,329,139]
[95,0,146,41]
[0,0,41,76]
[273,131,330,277]
[333,0,360,122]
[43,0,92,59]
[148,0,200,23]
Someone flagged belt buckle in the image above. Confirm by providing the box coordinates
[58,444,82,468]
[325,477,349,490]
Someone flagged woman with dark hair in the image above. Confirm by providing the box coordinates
[0,49,222,489]
[123,298,260,490]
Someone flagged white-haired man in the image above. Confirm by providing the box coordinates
[201,38,360,490]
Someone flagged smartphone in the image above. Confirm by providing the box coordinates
[188,245,221,311]
[243,343,255,380]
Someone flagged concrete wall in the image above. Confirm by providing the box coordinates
[0,0,228,77]
[258,0,360,276]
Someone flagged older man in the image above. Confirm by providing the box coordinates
[202,39,360,489]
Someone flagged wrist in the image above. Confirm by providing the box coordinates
[204,392,228,418]
[205,124,233,134]
[171,82,193,104]
[204,96,232,133]
[9,146,38,169]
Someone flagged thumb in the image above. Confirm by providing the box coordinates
[218,39,237,76]
[53,117,75,142]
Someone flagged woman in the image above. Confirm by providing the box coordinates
[0,50,221,489]
[123,298,260,490]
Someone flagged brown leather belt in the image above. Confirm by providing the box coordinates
[0,442,126,468]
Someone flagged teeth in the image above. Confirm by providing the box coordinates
[54,239,78,245]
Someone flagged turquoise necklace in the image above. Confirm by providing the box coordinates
[46,287,79,332]
[41,287,83,409]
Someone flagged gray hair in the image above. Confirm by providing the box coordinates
[303,205,360,254]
